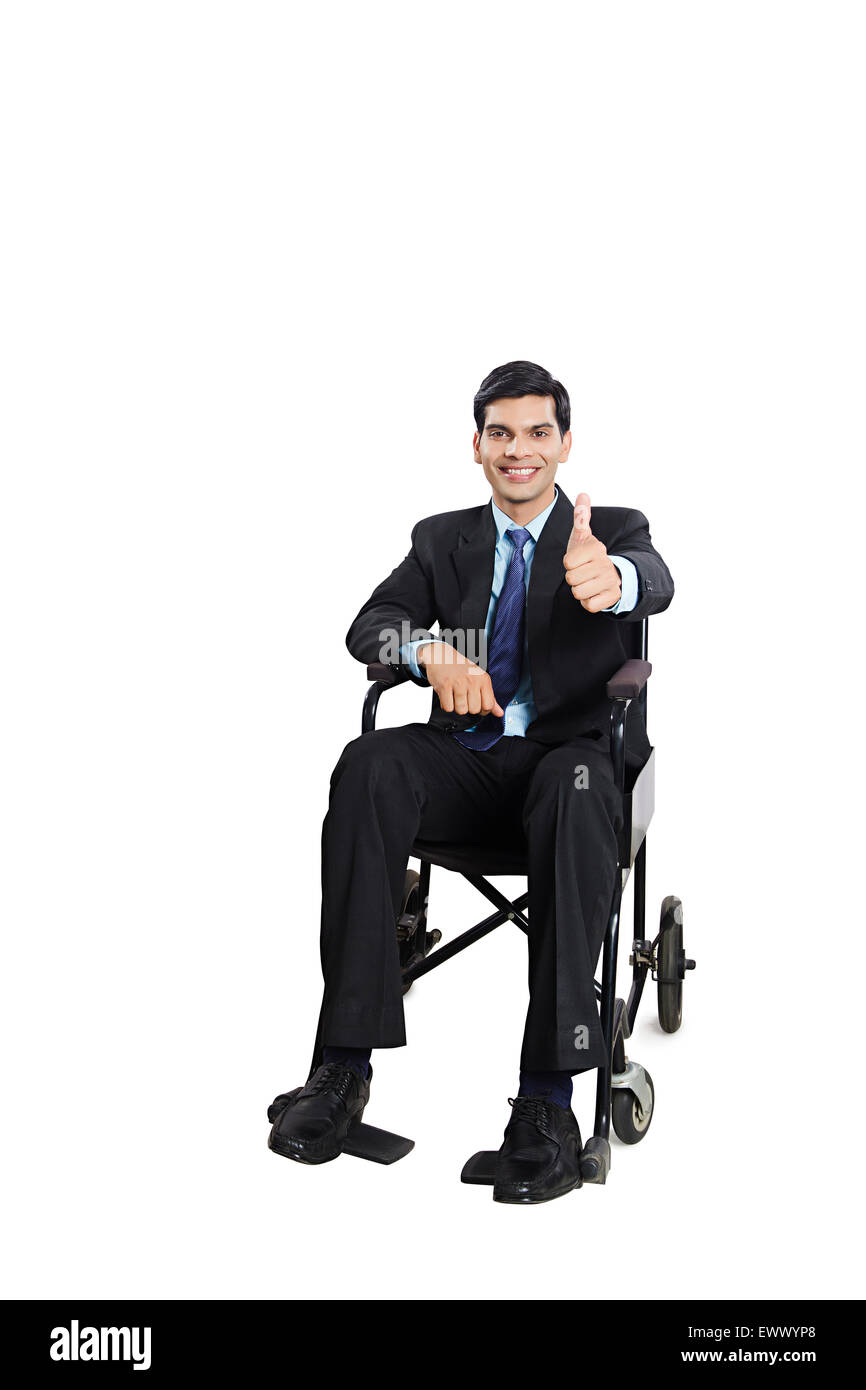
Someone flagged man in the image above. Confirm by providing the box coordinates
[268,360,674,1204]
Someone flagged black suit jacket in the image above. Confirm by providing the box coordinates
[346,488,674,765]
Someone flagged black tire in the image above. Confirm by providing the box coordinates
[611,1071,654,1144]
[398,869,424,994]
[400,869,421,922]
[657,895,684,1033]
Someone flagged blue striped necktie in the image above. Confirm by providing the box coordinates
[452,526,531,750]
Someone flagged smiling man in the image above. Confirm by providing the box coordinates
[267,360,675,1204]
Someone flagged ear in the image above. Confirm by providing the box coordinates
[558,428,573,463]
[473,431,483,464]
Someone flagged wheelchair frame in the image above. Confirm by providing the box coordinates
[361,617,692,1184]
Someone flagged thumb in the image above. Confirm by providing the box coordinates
[569,492,592,545]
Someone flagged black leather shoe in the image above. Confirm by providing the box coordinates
[267,1062,371,1165]
[492,1094,583,1204]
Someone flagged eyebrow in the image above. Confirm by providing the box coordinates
[484,421,555,432]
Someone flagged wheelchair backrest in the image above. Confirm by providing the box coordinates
[623,617,649,726]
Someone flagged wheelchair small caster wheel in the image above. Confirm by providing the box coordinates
[611,1069,654,1144]
[657,895,694,1033]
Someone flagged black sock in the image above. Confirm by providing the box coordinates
[518,1069,573,1111]
[322,1045,371,1079]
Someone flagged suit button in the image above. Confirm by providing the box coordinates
[646,581,653,590]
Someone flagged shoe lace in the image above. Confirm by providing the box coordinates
[508,1095,554,1132]
[304,1062,357,1101]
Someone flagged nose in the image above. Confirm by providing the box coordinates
[505,438,535,459]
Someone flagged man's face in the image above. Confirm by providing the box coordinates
[473,394,571,514]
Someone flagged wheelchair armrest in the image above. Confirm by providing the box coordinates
[365,663,410,687]
[606,659,652,700]
[362,663,414,733]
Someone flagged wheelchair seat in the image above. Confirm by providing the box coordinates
[413,750,648,882]
[412,837,528,877]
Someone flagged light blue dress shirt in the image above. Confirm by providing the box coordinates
[399,486,638,737]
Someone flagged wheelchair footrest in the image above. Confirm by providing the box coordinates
[579,1136,610,1184]
[342,1123,415,1165]
[268,1088,413,1165]
[463,1139,607,1187]
[460,1150,499,1185]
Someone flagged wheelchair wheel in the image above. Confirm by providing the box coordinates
[397,868,440,994]
[657,895,688,1033]
[611,1070,654,1144]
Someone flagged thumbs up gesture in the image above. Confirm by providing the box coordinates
[563,493,623,613]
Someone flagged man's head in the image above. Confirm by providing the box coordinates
[473,360,572,521]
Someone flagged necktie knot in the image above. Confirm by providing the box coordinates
[506,526,531,554]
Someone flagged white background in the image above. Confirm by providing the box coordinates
[2,1,864,1301]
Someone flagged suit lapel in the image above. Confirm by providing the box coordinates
[527,487,572,626]
[450,504,497,639]
[526,487,573,697]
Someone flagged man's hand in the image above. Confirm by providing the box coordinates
[417,642,504,718]
[563,492,622,613]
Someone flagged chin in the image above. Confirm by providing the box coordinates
[502,480,547,498]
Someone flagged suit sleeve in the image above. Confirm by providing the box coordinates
[345,521,438,682]
[601,509,675,623]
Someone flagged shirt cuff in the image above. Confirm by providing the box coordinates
[399,638,447,680]
[603,556,639,614]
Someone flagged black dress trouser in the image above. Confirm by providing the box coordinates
[309,721,624,1076]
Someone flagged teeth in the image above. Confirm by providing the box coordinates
[503,467,537,476]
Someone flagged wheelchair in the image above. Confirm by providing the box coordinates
[355,615,696,1184]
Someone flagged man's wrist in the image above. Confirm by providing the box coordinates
[399,637,451,680]
[416,640,449,666]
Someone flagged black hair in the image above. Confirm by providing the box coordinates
[473,360,570,439]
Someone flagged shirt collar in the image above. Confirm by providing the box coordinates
[491,484,560,543]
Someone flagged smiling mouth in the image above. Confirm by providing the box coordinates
[498,465,541,480]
